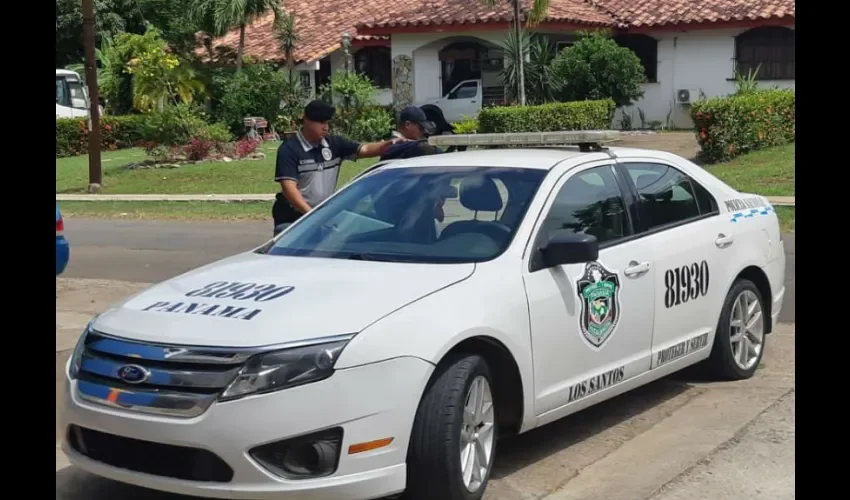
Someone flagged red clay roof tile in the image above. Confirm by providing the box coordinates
[203,1,795,63]
[357,0,615,30]
[200,0,397,63]
[585,0,795,28]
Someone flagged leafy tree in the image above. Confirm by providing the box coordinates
[135,0,220,54]
[210,63,306,134]
[189,0,282,72]
[55,0,146,67]
[549,31,646,108]
[116,27,207,112]
[481,0,551,105]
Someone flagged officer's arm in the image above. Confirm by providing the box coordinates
[281,180,311,214]
[357,139,400,158]
[332,135,399,159]
[275,147,311,214]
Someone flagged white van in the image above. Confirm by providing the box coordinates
[56,69,100,119]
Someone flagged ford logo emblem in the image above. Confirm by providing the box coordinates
[117,364,150,384]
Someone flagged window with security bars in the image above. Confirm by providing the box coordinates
[355,47,392,89]
[735,27,795,80]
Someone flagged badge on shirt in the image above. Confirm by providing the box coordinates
[321,148,332,161]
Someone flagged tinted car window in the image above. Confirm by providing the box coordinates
[623,162,703,230]
[538,165,628,245]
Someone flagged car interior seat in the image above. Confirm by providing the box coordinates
[439,176,509,243]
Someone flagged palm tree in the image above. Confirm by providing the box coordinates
[482,0,551,106]
[190,0,282,72]
[274,9,299,84]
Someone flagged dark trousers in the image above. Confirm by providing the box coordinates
[272,193,303,227]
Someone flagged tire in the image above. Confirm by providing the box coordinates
[705,279,767,380]
[401,354,498,500]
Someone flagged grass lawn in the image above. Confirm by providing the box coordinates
[56,141,377,195]
[58,141,794,232]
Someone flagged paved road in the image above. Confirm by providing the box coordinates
[61,218,796,323]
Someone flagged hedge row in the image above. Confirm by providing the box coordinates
[691,89,795,163]
[478,99,616,133]
[57,115,147,158]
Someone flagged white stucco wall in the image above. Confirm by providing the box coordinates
[389,27,794,129]
[617,28,795,129]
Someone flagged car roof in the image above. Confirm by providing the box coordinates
[376,145,689,171]
[378,148,599,170]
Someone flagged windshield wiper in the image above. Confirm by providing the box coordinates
[345,253,388,261]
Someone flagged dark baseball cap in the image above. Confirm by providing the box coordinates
[303,100,335,122]
[399,106,436,135]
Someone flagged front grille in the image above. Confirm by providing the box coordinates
[67,425,234,482]
[73,330,265,418]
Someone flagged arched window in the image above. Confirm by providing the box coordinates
[735,27,795,80]
[354,47,391,89]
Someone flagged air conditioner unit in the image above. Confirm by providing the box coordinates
[676,89,701,105]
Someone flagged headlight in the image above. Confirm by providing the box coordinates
[220,337,352,402]
[68,320,94,379]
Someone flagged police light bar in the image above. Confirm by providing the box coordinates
[427,130,621,148]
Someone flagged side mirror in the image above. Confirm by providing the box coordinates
[538,231,599,269]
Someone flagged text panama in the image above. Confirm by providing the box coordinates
[142,301,262,321]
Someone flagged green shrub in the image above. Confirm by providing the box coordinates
[691,89,795,163]
[549,31,646,107]
[478,99,616,133]
[56,115,147,157]
[210,63,307,135]
[452,116,479,134]
[55,105,234,157]
[346,106,394,142]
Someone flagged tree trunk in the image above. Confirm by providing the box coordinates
[82,0,102,190]
[236,24,246,72]
[513,1,526,106]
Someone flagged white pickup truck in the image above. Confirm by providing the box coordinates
[418,79,505,123]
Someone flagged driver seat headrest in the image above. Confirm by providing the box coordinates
[459,176,503,212]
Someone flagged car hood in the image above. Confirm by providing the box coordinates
[92,252,474,347]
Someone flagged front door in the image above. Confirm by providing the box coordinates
[523,161,655,418]
[616,159,728,369]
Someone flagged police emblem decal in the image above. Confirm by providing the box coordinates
[575,261,621,348]
[321,148,332,161]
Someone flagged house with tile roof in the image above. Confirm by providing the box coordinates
[206,0,794,129]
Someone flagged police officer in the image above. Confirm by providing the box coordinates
[273,100,403,232]
[380,106,440,161]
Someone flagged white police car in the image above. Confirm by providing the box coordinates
[60,131,785,500]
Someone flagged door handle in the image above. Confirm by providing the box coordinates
[715,233,734,248]
[624,260,650,277]
[470,100,477,103]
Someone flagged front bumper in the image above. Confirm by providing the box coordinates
[60,356,434,500]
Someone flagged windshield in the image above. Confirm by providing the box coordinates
[265,166,547,263]
[66,79,89,109]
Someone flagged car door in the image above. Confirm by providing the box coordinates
[522,160,655,419]
[615,159,729,371]
[442,80,480,122]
